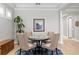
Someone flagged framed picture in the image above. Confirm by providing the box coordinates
[75,21,79,27]
[33,19,45,32]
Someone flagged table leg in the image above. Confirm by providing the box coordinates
[36,41,40,47]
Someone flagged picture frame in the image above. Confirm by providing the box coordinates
[75,21,79,27]
[33,19,45,32]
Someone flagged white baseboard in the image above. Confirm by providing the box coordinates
[64,36,79,42]
[72,39,79,42]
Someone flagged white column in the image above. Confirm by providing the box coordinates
[59,11,64,44]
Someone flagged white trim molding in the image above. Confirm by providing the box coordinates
[59,11,64,44]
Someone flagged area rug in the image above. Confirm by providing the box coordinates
[15,47,63,55]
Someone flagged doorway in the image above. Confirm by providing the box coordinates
[63,16,74,39]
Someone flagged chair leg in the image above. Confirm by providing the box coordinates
[19,48,22,55]
[52,50,53,55]
[56,48,58,55]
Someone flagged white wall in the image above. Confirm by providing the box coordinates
[15,10,59,33]
[0,4,14,40]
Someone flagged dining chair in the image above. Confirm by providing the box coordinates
[42,32,54,48]
[17,33,35,54]
[25,32,32,38]
[42,32,60,54]
[25,32,33,43]
[47,32,54,43]
[50,33,60,50]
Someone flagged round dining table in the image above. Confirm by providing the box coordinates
[28,36,50,47]
[28,36,50,54]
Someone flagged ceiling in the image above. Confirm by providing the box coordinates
[15,3,62,8]
[67,3,79,9]
[14,3,66,10]
[6,3,79,10]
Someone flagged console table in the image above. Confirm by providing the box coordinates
[0,39,14,55]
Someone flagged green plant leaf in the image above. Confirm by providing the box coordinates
[14,16,25,33]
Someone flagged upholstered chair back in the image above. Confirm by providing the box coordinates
[25,32,32,38]
[42,32,59,50]
[17,33,30,50]
[42,32,54,48]
[48,32,54,39]
[50,33,60,50]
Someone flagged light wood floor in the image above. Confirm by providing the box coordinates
[58,38,79,55]
[7,38,79,55]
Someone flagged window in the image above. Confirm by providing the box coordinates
[0,7,4,17]
[0,4,12,20]
[6,8,12,19]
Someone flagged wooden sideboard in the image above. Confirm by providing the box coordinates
[0,39,14,55]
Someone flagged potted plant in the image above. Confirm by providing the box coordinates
[14,16,25,33]
[14,16,25,45]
